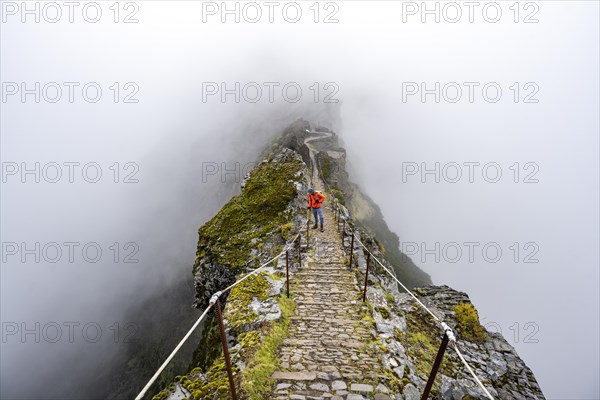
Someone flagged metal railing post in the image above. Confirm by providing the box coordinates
[286,250,290,298]
[297,234,301,268]
[306,213,310,245]
[349,230,355,267]
[213,296,238,400]
[362,251,370,302]
[421,333,450,400]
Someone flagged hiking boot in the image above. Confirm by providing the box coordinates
[312,223,318,229]
[320,224,324,232]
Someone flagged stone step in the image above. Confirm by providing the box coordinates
[295,280,357,285]
[294,277,354,283]
[271,371,317,381]
[294,271,351,276]
[271,177,389,399]
[293,302,357,307]
[302,260,346,265]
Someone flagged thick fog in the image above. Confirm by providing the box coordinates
[1,2,598,399]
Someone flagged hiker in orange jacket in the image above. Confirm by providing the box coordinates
[307,188,326,232]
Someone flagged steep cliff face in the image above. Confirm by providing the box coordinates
[150,120,544,400]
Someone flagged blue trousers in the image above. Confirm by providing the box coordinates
[312,207,324,224]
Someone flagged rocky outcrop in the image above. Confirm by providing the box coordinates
[364,280,545,399]
[192,147,308,310]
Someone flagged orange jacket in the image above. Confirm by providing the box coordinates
[308,191,326,208]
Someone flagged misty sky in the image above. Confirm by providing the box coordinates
[1,1,598,399]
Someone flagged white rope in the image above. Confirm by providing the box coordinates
[343,224,441,322]
[451,342,495,399]
[134,304,213,400]
[134,219,307,399]
[343,218,495,399]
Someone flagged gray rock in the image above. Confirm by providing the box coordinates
[310,383,330,392]
[402,384,420,400]
[350,383,373,393]
[393,366,404,379]
[346,395,366,400]
[271,371,316,381]
[373,395,392,400]
[331,380,347,390]
[376,322,393,335]
[375,383,390,394]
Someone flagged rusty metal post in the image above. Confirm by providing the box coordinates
[421,333,450,400]
[286,250,290,298]
[349,231,355,268]
[362,251,370,302]
[214,298,238,400]
[297,234,301,268]
[306,213,310,245]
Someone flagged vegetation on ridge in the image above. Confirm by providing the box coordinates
[453,302,487,342]
[193,153,304,272]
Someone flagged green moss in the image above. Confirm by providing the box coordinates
[330,186,346,206]
[152,354,237,400]
[402,307,456,381]
[381,368,404,394]
[194,154,303,272]
[407,332,438,377]
[152,391,169,400]
[374,238,385,253]
[375,306,390,319]
[280,222,293,240]
[320,155,332,180]
[225,273,271,330]
[241,296,297,399]
[239,330,261,349]
[393,327,403,341]
[385,292,395,306]
[453,302,487,342]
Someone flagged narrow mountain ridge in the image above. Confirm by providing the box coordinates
[149,120,544,400]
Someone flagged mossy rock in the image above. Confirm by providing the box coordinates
[375,306,390,319]
[194,153,304,272]
[225,273,271,330]
[241,296,297,400]
[453,302,487,342]
[403,307,456,379]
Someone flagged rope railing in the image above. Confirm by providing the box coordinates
[341,222,493,399]
[314,157,494,399]
[135,219,308,400]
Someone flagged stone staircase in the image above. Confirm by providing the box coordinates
[271,179,394,400]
